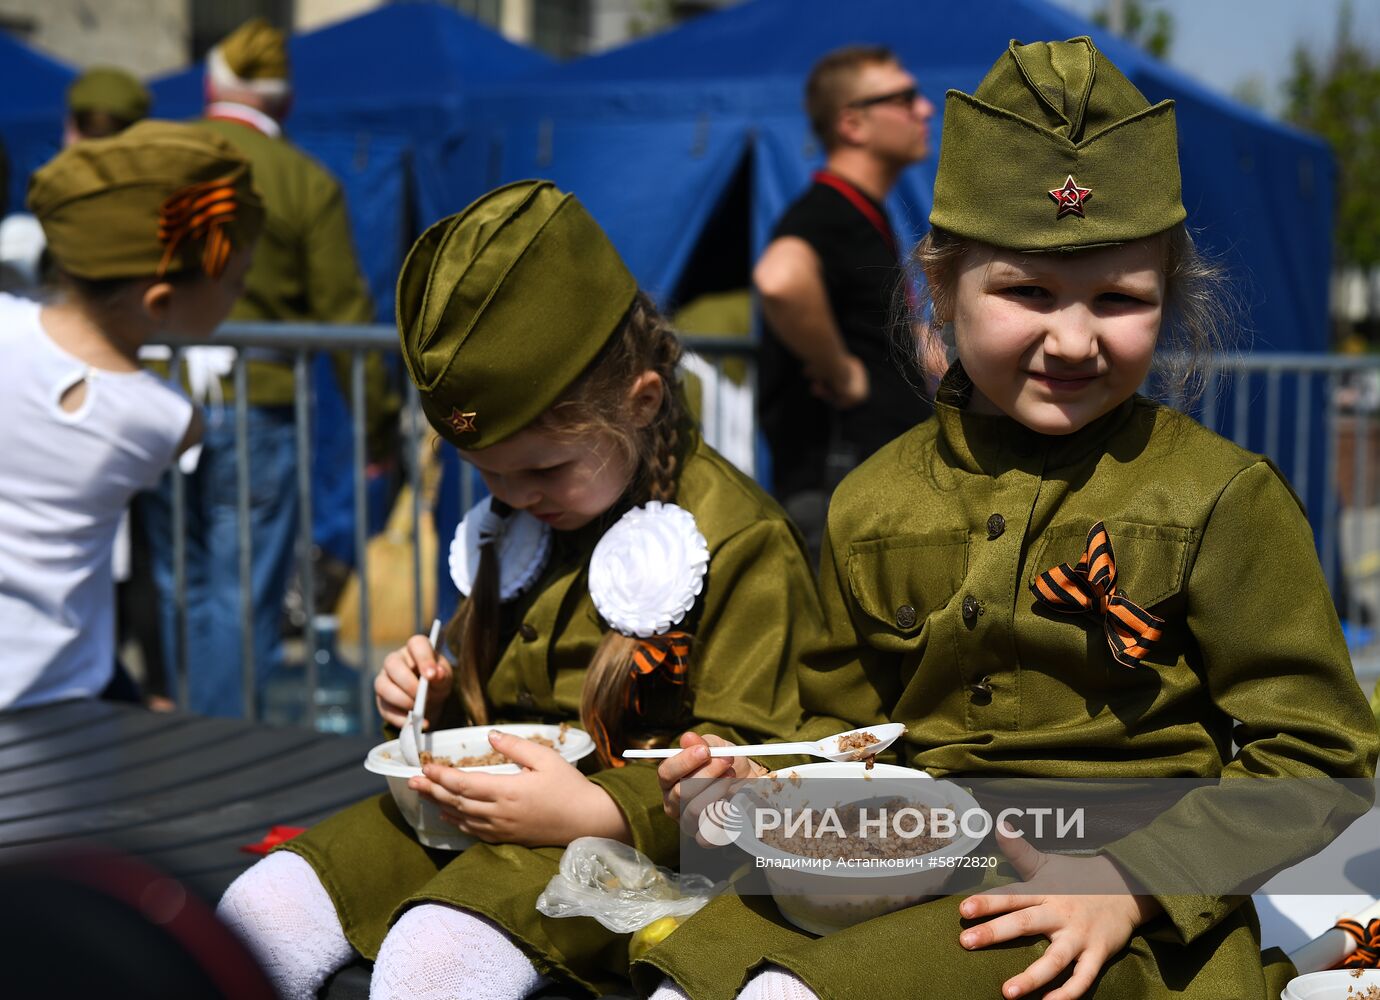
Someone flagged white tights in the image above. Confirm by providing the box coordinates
[216,851,547,1000]
[217,851,355,1000]
[649,966,820,1000]
[370,903,547,1000]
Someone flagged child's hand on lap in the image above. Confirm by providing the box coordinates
[958,825,1161,1000]
[408,731,631,848]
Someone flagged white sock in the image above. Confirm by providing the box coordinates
[216,850,355,1000]
[649,979,693,999]
[370,903,548,1000]
[737,966,821,1000]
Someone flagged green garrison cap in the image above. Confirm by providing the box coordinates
[219,18,289,82]
[67,67,151,122]
[28,120,263,280]
[397,180,639,450]
[930,36,1185,250]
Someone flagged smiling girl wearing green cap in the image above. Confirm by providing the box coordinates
[217,180,821,1000]
[649,37,1378,1000]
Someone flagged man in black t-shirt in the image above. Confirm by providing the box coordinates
[756,46,935,557]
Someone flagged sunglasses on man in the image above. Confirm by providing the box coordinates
[847,85,922,110]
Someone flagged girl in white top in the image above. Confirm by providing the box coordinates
[0,120,262,711]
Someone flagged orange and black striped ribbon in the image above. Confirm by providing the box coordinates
[589,631,693,767]
[157,178,240,279]
[1337,917,1380,968]
[628,630,692,714]
[1030,521,1165,669]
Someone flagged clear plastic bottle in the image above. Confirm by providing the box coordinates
[311,614,361,735]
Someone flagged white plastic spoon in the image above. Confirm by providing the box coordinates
[398,619,442,767]
[621,723,906,762]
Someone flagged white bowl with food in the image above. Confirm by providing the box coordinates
[365,723,595,850]
[730,762,989,935]
[1281,969,1380,1000]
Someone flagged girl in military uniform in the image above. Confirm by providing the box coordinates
[647,37,1379,1000]
[217,180,819,1000]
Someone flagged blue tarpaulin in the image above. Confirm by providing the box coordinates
[1,6,550,572]
[151,5,550,568]
[0,1,1337,354]
[150,2,550,135]
[1,1,1344,596]
[147,2,553,311]
[454,0,1332,359]
[0,33,74,213]
[431,0,1338,565]
[147,6,549,568]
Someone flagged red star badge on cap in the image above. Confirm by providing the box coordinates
[446,408,477,434]
[1048,175,1092,219]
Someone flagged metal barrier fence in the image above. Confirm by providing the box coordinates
[1174,354,1380,682]
[143,326,1380,729]
[146,322,757,731]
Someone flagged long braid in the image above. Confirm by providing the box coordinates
[642,301,684,504]
[580,295,690,765]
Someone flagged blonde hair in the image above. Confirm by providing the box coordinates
[908,224,1237,407]
[442,293,690,767]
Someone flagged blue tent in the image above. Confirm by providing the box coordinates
[0,33,75,213]
[427,0,1338,564]
[2,7,548,576]
[142,5,551,570]
[149,1,551,127]
[0,31,71,105]
[452,0,1331,362]
[148,3,552,314]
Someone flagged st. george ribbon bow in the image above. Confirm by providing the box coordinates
[1336,915,1380,968]
[1030,521,1165,669]
[628,630,691,713]
[157,177,240,278]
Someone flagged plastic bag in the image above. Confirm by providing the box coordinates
[535,836,717,934]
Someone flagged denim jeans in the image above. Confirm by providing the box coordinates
[139,406,298,718]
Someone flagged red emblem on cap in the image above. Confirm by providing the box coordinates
[1049,175,1092,219]
[446,408,478,434]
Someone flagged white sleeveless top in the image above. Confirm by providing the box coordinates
[0,294,193,710]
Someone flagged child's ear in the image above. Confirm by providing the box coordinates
[626,370,665,429]
[141,280,175,325]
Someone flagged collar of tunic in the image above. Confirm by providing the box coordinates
[205,101,283,138]
[931,363,1138,477]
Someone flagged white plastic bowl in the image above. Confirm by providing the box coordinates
[364,723,594,850]
[731,762,988,935]
[1282,969,1380,1000]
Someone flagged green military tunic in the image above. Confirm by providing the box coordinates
[199,118,372,330]
[282,435,819,994]
[150,116,396,446]
[634,376,1380,999]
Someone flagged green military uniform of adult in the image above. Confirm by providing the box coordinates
[138,20,395,719]
[201,115,369,322]
[633,378,1380,999]
[148,15,393,423]
[172,116,394,426]
[282,432,817,995]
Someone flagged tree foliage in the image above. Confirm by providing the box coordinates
[1092,0,1173,60]
[1284,4,1380,270]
